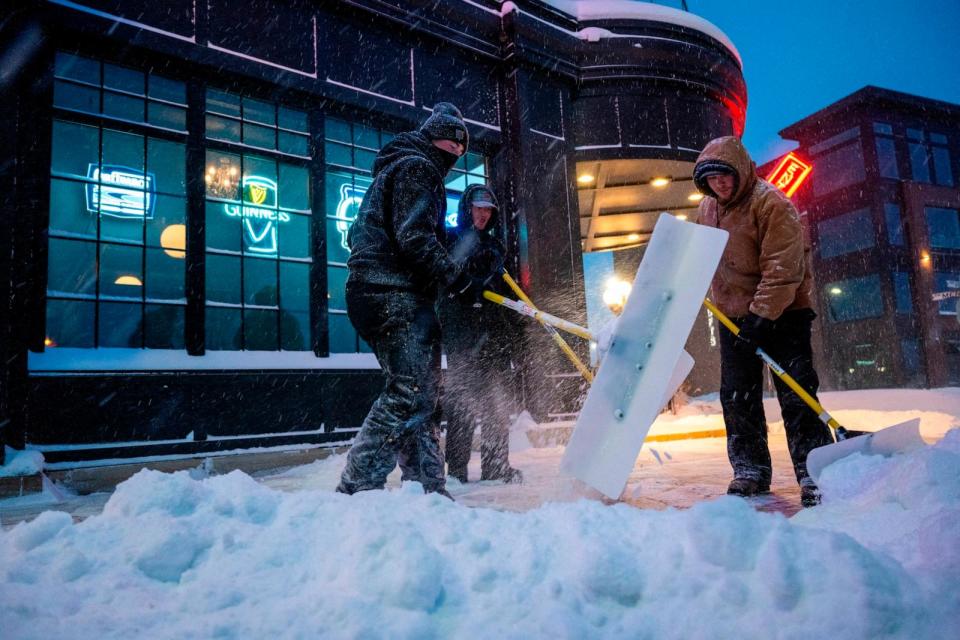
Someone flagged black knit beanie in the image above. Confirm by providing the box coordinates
[419,102,469,151]
[693,160,737,197]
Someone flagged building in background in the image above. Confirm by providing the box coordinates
[0,0,744,463]
[765,87,960,390]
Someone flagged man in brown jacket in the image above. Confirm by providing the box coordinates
[694,136,833,507]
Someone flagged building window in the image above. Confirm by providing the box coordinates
[811,139,866,197]
[933,272,960,315]
[204,91,312,351]
[892,271,912,313]
[901,338,921,379]
[47,54,188,349]
[925,207,960,250]
[873,122,899,179]
[817,208,875,258]
[54,52,187,132]
[824,275,884,322]
[906,129,953,186]
[206,89,309,158]
[931,137,953,187]
[323,118,488,353]
[884,203,904,246]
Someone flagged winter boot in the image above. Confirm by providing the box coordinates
[726,477,768,497]
[448,467,468,484]
[800,478,821,507]
[481,465,523,484]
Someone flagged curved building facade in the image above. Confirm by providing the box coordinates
[0,0,745,463]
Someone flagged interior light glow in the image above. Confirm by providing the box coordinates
[578,174,595,184]
[602,277,632,315]
[160,224,186,259]
[115,275,143,286]
[650,177,671,188]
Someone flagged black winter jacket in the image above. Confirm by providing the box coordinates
[346,131,461,295]
[438,184,514,357]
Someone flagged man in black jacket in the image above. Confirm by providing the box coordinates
[336,103,478,498]
[439,185,523,484]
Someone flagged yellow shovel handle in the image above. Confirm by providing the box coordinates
[500,272,594,383]
[703,299,844,434]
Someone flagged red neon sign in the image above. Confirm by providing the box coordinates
[766,152,812,198]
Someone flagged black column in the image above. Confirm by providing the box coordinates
[310,110,329,357]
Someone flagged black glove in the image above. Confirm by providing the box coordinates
[734,312,775,355]
[447,269,481,301]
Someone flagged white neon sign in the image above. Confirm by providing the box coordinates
[85,164,156,219]
[335,183,367,251]
[223,176,291,255]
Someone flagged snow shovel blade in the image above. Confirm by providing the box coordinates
[807,419,925,483]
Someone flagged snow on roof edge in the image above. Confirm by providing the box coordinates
[501,0,741,65]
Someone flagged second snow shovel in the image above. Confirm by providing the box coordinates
[703,299,926,482]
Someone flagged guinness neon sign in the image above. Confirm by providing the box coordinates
[224,176,291,255]
[85,164,156,219]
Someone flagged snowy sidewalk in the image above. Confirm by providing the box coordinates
[2,390,958,638]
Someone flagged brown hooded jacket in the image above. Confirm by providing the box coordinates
[695,136,813,320]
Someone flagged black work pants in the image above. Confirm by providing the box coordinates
[337,284,446,494]
[443,348,513,480]
[719,309,834,485]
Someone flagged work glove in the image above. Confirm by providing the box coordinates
[447,269,482,305]
[734,312,776,356]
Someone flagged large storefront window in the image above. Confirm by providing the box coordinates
[824,275,884,323]
[324,118,488,353]
[204,90,312,351]
[47,56,188,348]
[817,208,875,258]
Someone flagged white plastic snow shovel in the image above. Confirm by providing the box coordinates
[703,299,927,482]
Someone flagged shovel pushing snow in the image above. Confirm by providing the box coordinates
[702,299,927,483]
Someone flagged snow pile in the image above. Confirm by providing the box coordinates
[795,428,960,617]
[4,433,959,638]
[0,447,44,478]
[502,0,741,63]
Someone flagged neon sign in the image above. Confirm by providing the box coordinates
[85,164,156,219]
[332,184,462,254]
[766,152,812,198]
[223,176,290,255]
[335,183,367,251]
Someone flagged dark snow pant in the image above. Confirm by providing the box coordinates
[337,285,446,494]
[443,350,513,480]
[719,309,834,486]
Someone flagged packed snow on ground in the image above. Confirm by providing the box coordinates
[3,396,959,638]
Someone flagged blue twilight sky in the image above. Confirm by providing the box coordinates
[681,0,960,164]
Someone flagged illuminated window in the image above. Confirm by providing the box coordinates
[323,118,488,353]
[823,275,884,323]
[934,272,960,315]
[47,119,188,348]
[204,90,312,351]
